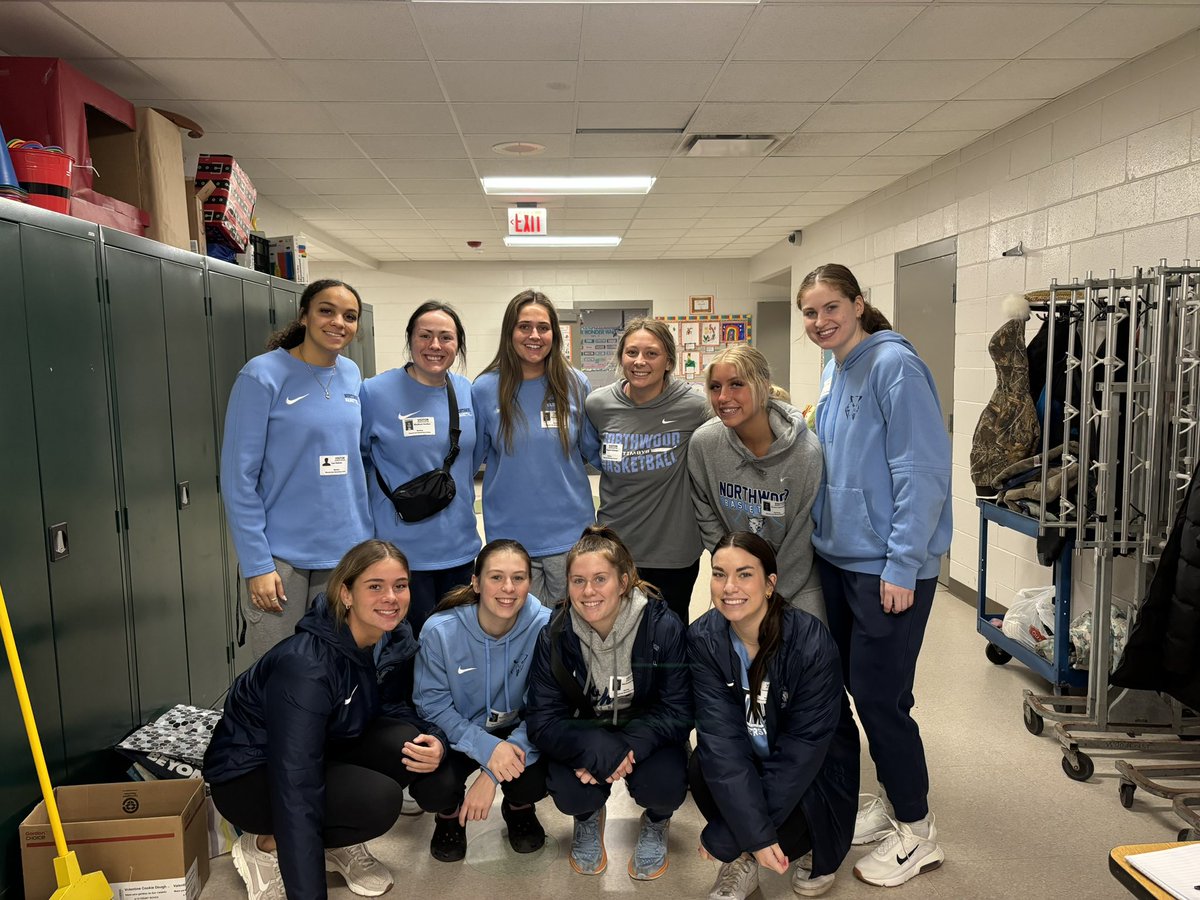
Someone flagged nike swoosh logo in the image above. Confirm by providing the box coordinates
[650,448,673,454]
[344,685,358,706]
[896,849,915,866]
[285,394,309,405]
[726,681,736,688]
[398,410,420,419]
[457,666,477,675]
[661,418,676,425]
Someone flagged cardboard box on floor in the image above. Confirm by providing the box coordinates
[89,107,191,250]
[19,779,209,900]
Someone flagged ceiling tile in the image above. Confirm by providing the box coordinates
[800,101,942,133]
[376,159,478,178]
[325,195,415,209]
[582,5,751,60]
[578,62,721,102]
[191,101,338,135]
[659,158,761,177]
[568,158,665,176]
[53,1,270,58]
[0,2,115,57]
[234,159,289,180]
[737,175,828,193]
[654,177,743,193]
[289,61,442,102]
[577,102,696,130]
[413,4,583,60]
[326,103,457,135]
[750,157,855,176]
[709,62,864,102]
[959,59,1123,100]
[910,99,1043,132]
[463,134,573,158]
[880,3,1087,60]
[271,194,335,211]
[812,174,896,192]
[688,102,821,133]
[872,130,987,155]
[201,132,364,158]
[454,103,575,134]
[638,207,712,219]
[251,178,313,195]
[1025,5,1200,59]
[355,134,468,159]
[642,192,728,206]
[301,178,397,196]
[236,2,424,60]
[475,158,572,176]
[734,4,923,61]
[776,132,894,156]
[833,60,1005,101]
[344,209,423,220]
[407,195,489,209]
[66,59,176,101]
[841,155,938,175]
[389,179,481,195]
[573,134,680,158]
[438,62,578,102]
[713,205,787,218]
[135,59,308,101]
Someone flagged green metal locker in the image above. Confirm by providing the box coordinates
[161,256,231,707]
[0,215,67,898]
[242,277,272,360]
[20,219,133,779]
[270,277,299,331]
[102,240,190,720]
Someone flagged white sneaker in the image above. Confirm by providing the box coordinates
[792,851,836,897]
[708,853,759,900]
[852,793,893,845]
[231,833,286,900]
[400,786,423,816]
[853,813,944,887]
[325,843,394,897]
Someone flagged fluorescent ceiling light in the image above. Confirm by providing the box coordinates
[504,236,621,248]
[482,176,655,196]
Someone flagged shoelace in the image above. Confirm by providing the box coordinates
[633,819,668,866]
[857,793,886,822]
[345,844,378,869]
[871,812,917,859]
[574,815,601,849]
[714,856,756,896]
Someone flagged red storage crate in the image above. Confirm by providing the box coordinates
[194,154,256,252]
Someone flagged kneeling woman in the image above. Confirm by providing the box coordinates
[205,540,447,900]
[526,525,692,880]
[689,533,859,900]
[413,539,552,862]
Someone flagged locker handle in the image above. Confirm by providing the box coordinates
[48,523,69,562]
[177,481,191,510]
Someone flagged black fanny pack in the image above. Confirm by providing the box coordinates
[376,376,461,523]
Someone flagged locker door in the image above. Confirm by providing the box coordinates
[104,245,189,721]
[271,281,299,331]
[0,219,66,894]
[242,279,272,360]
[162,259,230,706]
[21,223,133,778]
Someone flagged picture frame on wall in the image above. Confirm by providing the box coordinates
[721,319,747,343]
[689,294,715,314]
[680,321,700,348]
[700,320,720,346]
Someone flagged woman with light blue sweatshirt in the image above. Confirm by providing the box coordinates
[472,290,599,603]
[798,263,952,890]
[221,279,373,660]
[413,539,551,864]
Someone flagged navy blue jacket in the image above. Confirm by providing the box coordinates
[526,599,692,778]
[688,607,859,877]
[204,601,436,900]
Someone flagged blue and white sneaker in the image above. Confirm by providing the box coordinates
[570,808,607,875]
[627,813,669,880]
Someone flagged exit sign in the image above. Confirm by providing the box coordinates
[508,207,547,236]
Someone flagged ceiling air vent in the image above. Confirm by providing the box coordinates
[684,135,780,158]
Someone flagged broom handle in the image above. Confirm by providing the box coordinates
[0,583,69,858]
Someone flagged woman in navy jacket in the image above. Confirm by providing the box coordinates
[689,532,858,900]
[205,539,447,900]
[525,525,692,881]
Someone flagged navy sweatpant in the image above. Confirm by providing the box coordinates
[546,742,688,820]
[817,557,935,823]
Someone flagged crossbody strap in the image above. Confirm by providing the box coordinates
[549,608,597,718]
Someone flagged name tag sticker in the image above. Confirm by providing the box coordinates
[602,442,623,462]
[761,499,785,517]
[485,708,518,730]
[320,455,348,476]
[402,416,436,437]
[541,409,559,429]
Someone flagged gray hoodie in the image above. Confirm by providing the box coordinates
[687,399,826,621]
[585,377,712,568]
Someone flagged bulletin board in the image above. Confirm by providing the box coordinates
[656,314,753,381]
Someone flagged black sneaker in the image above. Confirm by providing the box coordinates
[430,814,467,862]
[501,800,546,854]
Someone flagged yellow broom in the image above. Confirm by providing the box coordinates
[0,583,112,900]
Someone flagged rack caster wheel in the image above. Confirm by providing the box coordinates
[1023,705,1044,736]
[986,643,1012,665]
[1119,782,1135,808]
[1062,751,1095,782]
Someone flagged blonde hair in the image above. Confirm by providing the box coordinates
[614,318,676,381]
[703,344,772,414]
[767,383,791,403]
[326,540,409,628]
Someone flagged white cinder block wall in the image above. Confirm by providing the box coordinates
[309,259,783,378]
[781,28,1200,610]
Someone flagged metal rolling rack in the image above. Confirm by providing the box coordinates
[1015,264,1200,782]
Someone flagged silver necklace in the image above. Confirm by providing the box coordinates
[303,357,337,399]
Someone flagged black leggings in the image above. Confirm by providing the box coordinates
[546,742,688,820]
[688,751,812,863]
[410,747,548,814]
[210,717,430,847]
[639,560,701,627]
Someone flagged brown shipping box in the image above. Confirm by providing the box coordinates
[89,107,191,250]
[20,780,209,900]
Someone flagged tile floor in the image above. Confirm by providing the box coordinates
[203,484,1191,898]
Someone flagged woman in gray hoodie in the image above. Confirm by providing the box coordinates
[584,318,711,625]
[686,345,826,621]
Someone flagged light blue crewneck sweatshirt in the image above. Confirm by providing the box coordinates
[811,331,952,589]
[471,370,599,556]
[221,348,373,577]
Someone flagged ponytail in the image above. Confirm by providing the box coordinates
[796,262,892,334]
[747,592,785,719]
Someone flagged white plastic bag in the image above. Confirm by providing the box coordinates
[1001,587,1056,656]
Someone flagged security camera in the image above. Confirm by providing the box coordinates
[787,230,802,246]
